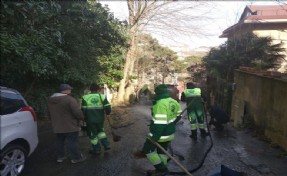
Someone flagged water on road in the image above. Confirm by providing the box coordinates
[22,103,287,176]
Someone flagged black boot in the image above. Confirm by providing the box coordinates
[189,130,197,140]
[89,144,101,155]
[100,138,111,151]
[200,129,209,137]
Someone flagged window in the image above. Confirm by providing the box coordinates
[0,91,27,115]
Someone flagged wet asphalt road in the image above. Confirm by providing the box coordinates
[22,103,287,176]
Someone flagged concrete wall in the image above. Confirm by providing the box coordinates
[231,70,287,150]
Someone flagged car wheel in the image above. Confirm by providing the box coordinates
[0,144,27,176]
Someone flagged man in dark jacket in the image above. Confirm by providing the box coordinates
[81,84,111,155]
[134,84,182,176]
[47,84,86,164]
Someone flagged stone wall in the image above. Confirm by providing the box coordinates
[231,70,287,150]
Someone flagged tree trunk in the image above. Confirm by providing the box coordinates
[116,0,139,104]
[116,0,211,103]
[116,26,137,103]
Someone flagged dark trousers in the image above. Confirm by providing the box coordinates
[55,132,81,160]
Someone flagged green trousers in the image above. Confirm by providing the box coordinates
[187,100,206,130]
[87,122,110,152]
[142,139,170,172]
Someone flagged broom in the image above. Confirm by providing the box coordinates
[106,115,121,142]
[99,94,121,142]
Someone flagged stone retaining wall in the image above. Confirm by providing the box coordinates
[231,69,287,150]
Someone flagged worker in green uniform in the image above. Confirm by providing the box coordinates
[181,82,209,140]
[81,84,111,155]
[134,84,182,176]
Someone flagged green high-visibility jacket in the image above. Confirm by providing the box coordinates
[81,93,111,124]
[182,88,204,111]
[149,97,181,142]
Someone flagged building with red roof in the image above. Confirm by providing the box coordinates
[220,5,287,72]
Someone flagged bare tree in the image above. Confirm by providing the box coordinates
[115,0,215,103]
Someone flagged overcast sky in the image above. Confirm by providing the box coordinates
[99,1,283,54]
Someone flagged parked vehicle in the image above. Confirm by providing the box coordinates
[0,86,38,176]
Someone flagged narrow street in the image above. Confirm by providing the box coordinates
[2,2,286,176]
[22,103,287,176]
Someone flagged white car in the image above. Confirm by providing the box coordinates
[0,86,38,176]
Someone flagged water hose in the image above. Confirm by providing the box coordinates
[169,101,214,175]
[144,96,214,175]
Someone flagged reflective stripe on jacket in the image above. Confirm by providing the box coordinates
[81,93,111,123]
[82,94,110,109]
[149,97,181,142]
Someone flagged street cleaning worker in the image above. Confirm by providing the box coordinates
[133,84,182,176]
[181,82,209,140]
[81,84,111,155]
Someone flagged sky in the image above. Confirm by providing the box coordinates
[99,1,283,55]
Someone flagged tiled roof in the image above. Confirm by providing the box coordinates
[247,5,287,12]
[220,5,287,38]
[243,5,287,21]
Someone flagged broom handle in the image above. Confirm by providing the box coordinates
[147,138,193,176]
[106,114,113,131]
[99,93,113,131]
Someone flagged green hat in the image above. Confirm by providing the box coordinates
[155,84,168,95]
